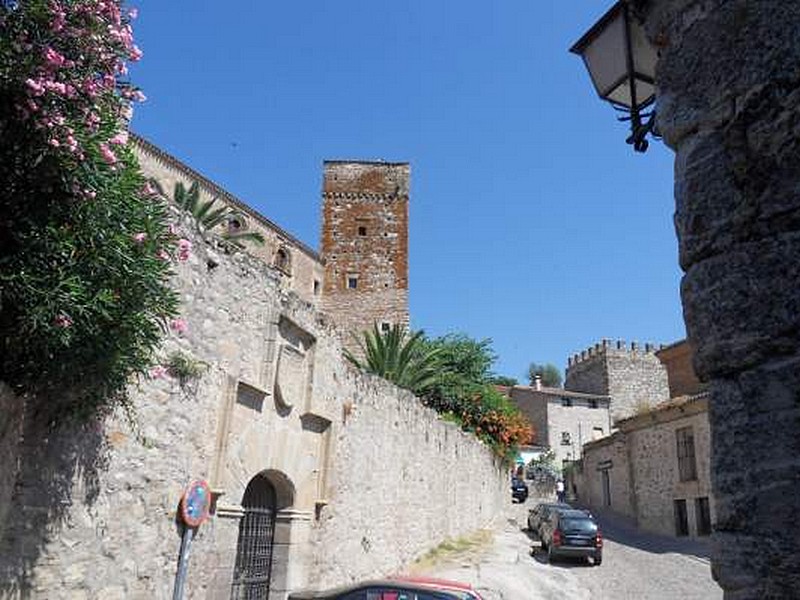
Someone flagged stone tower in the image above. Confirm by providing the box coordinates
[564,339,670,423]
[320,161,409,347]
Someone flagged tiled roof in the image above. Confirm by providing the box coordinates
[616,391,710,431]
[509,384,611,401]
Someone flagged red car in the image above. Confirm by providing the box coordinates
[390,576,484,600]
[288,577,480,600]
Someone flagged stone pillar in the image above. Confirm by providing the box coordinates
[270,509,314,600]
[635,1,800,597]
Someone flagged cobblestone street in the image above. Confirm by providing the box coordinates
[421,499,723,600]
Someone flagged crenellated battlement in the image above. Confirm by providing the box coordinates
[566,339,667,368]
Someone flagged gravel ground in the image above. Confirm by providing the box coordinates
[420,498,723,600]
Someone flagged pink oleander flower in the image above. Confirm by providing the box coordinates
[54,313,73,328]
[156,249,170,261]
[131,90,146,102]
[99,142,117,165]
[49,138,60,147]
[109,130,129,145]
[25,78,45,96]
[142,181,159,197]
[132,232,147,243]
[128,7,138,19]
[149,365,169,380]
[177,239,192,262]
[169,318,188,335]
[43,47,66,68]
[129,45,143,62]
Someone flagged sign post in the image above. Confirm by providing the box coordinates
[172,480,211,600]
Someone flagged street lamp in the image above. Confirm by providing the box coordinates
[570,1,659,152]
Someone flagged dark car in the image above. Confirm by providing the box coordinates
[289,579,470,600]
[539,509,602,566]
[527,502,572,539]
[511,477,529,503]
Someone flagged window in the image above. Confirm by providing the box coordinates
[357,226,367,236]
[380,322,391,333]
[696,497,712,536]
[313,280,320,295]
[676,426,698,481]
[674,499,689,536]
[347,276,358,289]
[561,431,571,446]
[561,397,573,407]
[589,399,598,409]
[274,247,291,274]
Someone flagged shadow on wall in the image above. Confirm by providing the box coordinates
[0,400,109,596]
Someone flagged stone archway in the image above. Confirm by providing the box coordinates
[230,471,295,600]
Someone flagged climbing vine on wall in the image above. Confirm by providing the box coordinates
[0,1,181,420]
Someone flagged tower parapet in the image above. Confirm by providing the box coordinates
[565,339,670,422]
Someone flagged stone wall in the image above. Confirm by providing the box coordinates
[320,161,410,348]
[0,215,504,599]
[0,384,23,536]
[575,433,635,520]
[636,1,800,595]
[311,377,504,588]
[565,340,670,422]
[133,134,325,307]
[623,398,713,539]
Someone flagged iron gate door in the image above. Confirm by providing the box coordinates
[231,476,277,600]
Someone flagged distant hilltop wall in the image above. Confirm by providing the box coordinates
[565,339,670,422]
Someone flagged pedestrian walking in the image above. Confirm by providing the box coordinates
[556,479,565,503]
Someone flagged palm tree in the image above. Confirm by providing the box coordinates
[153,179,265,247]
[344,324,441,394]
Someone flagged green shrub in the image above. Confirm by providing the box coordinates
[0,1,179,420]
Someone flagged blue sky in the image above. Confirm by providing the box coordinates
[131,1,685,381]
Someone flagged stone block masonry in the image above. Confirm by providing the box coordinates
[636,1,800,596]
[321,161,410,350]
[0,210,504,599]
[565,339,670,422]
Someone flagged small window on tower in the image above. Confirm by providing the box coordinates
[313,280,320,295]
[380,322,391,333]
[358,226,367,236]
[347,276,358,290]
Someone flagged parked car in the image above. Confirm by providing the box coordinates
[539,509,603,566]
[527,502,572,539]
[389,576,484,599]
[288,579,471,599]
[511,477,529,503]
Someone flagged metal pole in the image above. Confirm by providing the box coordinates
[172,525,195,600]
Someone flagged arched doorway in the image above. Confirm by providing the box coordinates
[230,475,277,599]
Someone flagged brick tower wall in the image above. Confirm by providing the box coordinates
[565,340,670,423]
[320,161,409,349]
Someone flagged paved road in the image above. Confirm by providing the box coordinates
[422,499,723,600]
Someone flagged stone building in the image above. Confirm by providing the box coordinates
[133,135,410,348]
[565,339,670,422]
[133,134,325,306]
[0,140,503,599]
[574,340,714,539]
[320,160,410,348]
[503,382,611,467]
